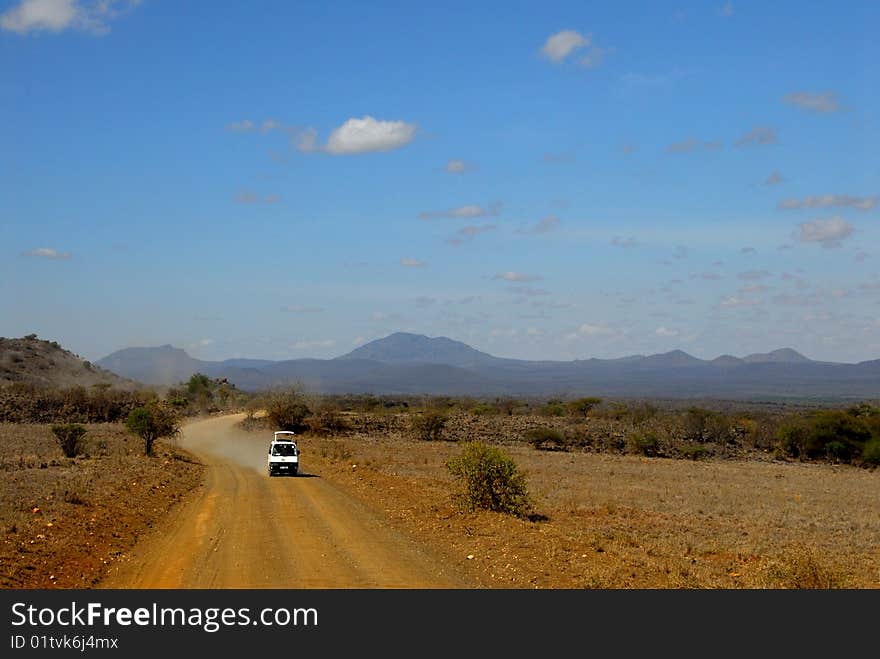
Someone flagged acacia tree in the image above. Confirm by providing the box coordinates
[568,397,603,420]
[126,403,179,455]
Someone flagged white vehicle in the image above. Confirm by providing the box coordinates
[267,430,299,477]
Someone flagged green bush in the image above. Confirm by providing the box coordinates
[627,430,661,457]
[308,408,350,436]
[51,423,86,458]
[126,403,179,455]
[777,411,870,463]
[861,438,880,466]
[411,409,447,441]
[524,427,569,451]
[539,399,568,417]
[567,397,602,419]
[446,442,532,518]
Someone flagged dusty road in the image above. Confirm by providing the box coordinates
[100,414,469,588]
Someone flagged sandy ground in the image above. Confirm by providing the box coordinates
[99,415,473,589]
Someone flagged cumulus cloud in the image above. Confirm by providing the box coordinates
[541,29,589,62]
[783,92,842,114]
[611,236,638,248]
[23,247,71,260]
[400,258,425,268]
[493,271,543,282]
[281,305,323,313]
[1,0,140,35]
[796,216,854,248]
[777,194,878,211]
[764,171,784,186]
[655,326,679,337]
[323,115,416,155]
[420,203,501,220]
[735,126,778,147]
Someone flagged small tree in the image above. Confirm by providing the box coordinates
[266,389,311,432]
[568,397,603,420]
[126,403,179,455]
[411,409,447,441]
[51,423,86,458]
[446,442,532,518]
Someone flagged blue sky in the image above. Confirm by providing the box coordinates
[2,0,879,363]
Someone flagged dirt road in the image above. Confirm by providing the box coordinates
[100,414,469,588]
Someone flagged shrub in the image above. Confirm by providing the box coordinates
[861,438,880,466]
[778,410,870,462]
[679,443,712,461]
[51,423,86,458]
[524,427,569,451]
[266,389,311,432]
[446,442,532,518]
[567,397,603,419]
[309,408,350,436]
[411,409,447,441]
[126,403,179,455]
[681,407,729,443]
[539,399,568,417]
[627,430,661,457]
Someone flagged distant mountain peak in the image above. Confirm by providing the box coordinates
[743,348,811,364]
[336,332,499,368]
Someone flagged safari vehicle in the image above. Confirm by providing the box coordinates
[268,430,299,476]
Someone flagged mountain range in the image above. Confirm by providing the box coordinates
[94,332,880,401]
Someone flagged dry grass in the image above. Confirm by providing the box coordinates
[0,423,202,588]
[296,431,880,589]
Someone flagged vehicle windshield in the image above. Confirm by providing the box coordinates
[271,443,298,456]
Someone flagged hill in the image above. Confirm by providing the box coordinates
[0,335,137,390]
[95,333,880,401]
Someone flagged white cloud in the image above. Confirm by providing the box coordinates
[420,203,501,220]
[23,247,71,260]
[400,258,425,268]
[324,115,417,155]
[296,127,318,153]
[445,159,476,174]
[493,271,543,282]
[655,326,679,337]
[783,92,842,114]
[777,194,878,211]
[796,216,854,248]
[541,29,589,62]
[1,0,140,35]
[735,126,778,147]
[578,323,614,336]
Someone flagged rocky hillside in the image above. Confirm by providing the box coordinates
[0,335,138,390]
